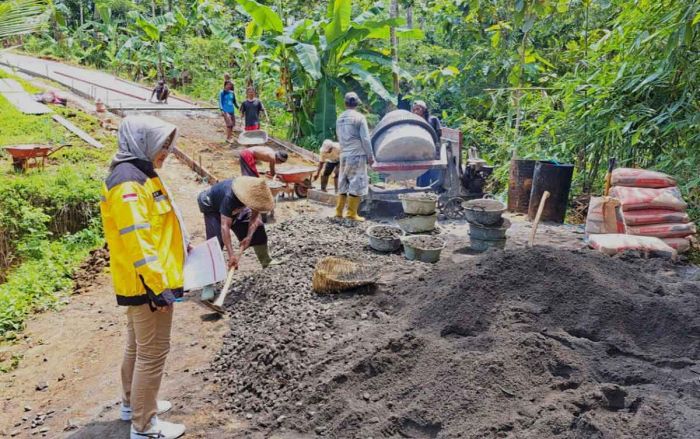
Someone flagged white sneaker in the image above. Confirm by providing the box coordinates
[121,400,173,421]
[130,416,185,439]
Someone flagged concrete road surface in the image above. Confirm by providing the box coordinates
[0,52,196,110]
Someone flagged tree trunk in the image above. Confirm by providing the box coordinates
[406,6,413,28]
[79,2,84,26]
[151,0,157,17]
[390,0,400,95]
[167,0,173,12]
[157,49,164,81]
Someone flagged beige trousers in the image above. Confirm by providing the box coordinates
[121,303,173,432]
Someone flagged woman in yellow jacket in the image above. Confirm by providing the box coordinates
[100,116,187,439]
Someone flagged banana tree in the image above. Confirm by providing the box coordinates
[236,0,423,141]
[0,0,50,39]
[120,10,179,80]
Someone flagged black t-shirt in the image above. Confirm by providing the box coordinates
[429,115,442,138]
[240,99,264,127]
[201,179,245,218]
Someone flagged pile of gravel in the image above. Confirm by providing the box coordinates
[211,217,424,425]
[213,217,700,438]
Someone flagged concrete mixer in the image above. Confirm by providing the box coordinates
[365,110,493,218]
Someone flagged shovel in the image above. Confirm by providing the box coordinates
[201,253,240,314]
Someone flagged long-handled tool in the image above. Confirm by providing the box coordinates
[529,191,550,247]
[604,157,617,196]
[201,267,235,314]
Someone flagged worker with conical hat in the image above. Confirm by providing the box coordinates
[335,92,374,221]
[196,176,278,301]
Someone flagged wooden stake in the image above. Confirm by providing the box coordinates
[529,191,550,247]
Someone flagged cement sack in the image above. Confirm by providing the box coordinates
[622,209,690,226]
[588,234,677,259]
[585,196,626,236]
[609,186,687,211]
[663,238,691,254]
[611,168,676,188]
[625,222,696,239]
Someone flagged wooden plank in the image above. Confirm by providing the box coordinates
[171,147,218,184]
[51,115,104,149]
[1,90,51,114]
[0,78,23,93]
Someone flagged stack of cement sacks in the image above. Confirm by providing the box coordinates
[609,168,695,253]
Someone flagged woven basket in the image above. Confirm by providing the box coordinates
[312,257,379,293]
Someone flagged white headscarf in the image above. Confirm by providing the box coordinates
[111,115,178,169]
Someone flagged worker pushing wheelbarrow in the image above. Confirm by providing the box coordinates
[238,146,315,198]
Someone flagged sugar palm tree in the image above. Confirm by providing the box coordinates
[0,0,49,39]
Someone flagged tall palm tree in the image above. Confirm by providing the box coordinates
[0,0,49,39]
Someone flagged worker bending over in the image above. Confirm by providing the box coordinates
[313,140,341,192]
[100,116,186,439]
[335,92,374,221]
[196,177,278,301]
[149,80,169,104]
[239,145,288,177]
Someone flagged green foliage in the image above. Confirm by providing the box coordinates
[0,0,50,38]
[0,95,65,145]
[236,0,423,141]
[0,223,103,340]
[13,0,700,219]
[0,72,111,341]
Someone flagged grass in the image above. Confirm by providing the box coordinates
[0,226,102,341]
[0,71,115,347]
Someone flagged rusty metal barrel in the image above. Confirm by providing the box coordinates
[528,161,574,223]
[508,159,536,213]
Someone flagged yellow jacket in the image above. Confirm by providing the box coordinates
[99,160,186,306]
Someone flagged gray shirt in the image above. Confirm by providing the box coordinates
[336,109,373,159]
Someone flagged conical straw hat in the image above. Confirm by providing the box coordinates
[231,177,274,213]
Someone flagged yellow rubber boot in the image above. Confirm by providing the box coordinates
[334,194,347,218]
[345,196,365,222]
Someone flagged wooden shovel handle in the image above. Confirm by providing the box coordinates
[529,191,550,247]
[212,267,236,309]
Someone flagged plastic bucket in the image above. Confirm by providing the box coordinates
[508,159,536,213]
[366,225,404,252]
[468,219,511,241]
[528,161,574,224]
[399,193,438,215]
[463,199,506,226]
[470,237,506,252]
[401,235,445,263]
[396,213,437,233]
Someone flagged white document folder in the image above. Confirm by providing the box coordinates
[183,238,226,291]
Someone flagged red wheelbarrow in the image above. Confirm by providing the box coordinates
[2,144,69,172]
[268,166,317,198]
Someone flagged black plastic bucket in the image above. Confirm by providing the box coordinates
[508,159,536,213]
[528,161,574,224]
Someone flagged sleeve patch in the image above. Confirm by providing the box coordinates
[122,193,138,202]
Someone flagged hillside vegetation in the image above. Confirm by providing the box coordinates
[11,0,700,213]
